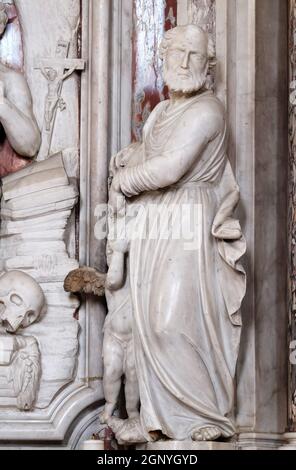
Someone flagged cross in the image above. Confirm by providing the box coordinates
[34,40,86,160]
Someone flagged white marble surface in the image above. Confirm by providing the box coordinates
[0,0,290,451]
[15,0,80,159]
[0,1,41,163]
[0,155,79,415]
[0,60,40,159]
[137,441,236,451]
[0,0,111,445]
[238,433,287,451]
[81,440,104,451]
[0,152,98,441]
[105,25,246,446]
[0,271,45,410]
[234,0,288,434]
[279,433,296,450]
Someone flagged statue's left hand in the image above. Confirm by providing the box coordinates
[109,192,125,218]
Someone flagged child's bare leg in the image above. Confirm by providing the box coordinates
[106,251,125,291]
[106,214,129,291]
[100,332,124,424]
[125,340,140,419]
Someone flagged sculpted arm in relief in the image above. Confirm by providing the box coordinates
[0,67,41,157]
[114,102,224,198]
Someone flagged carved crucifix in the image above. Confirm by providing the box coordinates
[35,40,85,160]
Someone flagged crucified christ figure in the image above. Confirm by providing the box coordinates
[40,66,76,131]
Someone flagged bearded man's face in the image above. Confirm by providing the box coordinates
[163,30,209,94]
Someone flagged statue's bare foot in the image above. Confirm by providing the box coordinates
[108,417,126,435]
[99,402,117,425]
[192,426,222,441]
[109,417,147,446]
[99,409,110,425]
[116,418,147,445]
[127,410,140,420]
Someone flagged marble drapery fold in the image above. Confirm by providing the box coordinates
[116,91,246,440]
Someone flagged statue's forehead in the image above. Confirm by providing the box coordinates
[169,32,207,51]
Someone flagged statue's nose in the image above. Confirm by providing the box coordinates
[181,52,190,69]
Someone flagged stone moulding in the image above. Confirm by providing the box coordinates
[0,0,110,442]
[189,0,216,35]
[190,0,216,90]
[289,0,296,432]
[0,152,102,440]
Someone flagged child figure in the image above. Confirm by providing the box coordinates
[64,143,142,425]
[99,143,142,425]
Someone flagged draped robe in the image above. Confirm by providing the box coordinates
[118,90,246,440]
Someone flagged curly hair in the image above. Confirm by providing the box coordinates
[159,25,215,64]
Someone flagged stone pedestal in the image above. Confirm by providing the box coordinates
[137,441,236,451]
[81,440,105,451]
[279,433,296,450]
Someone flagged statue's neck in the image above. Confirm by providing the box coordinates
[168,87,209,106]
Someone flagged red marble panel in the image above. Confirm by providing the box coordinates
[165,0,177,30]
[131,0,177,142]
[0,138,32,178]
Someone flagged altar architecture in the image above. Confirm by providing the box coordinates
[0,0,294,450]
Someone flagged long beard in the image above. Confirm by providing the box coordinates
[163,67,208,94]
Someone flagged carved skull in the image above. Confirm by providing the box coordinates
[0,271,45,333]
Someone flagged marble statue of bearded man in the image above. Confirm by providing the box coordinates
[109,24,246,444]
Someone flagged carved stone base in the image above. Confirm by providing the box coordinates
[238,433,286,450]
[81,440,105,450]
[278,433,296,450]
[136,440,236,451]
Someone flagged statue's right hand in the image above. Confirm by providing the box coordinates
[110,143,141,174]
[110,148,129,175]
